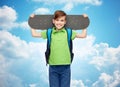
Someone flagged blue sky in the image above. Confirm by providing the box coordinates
[0,0,120,87]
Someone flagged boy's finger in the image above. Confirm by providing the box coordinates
[30,14,35,18]
[83,14,88,18]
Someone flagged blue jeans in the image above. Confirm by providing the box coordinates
[49,65,71,87]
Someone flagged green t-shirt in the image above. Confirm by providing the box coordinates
[41,27,77,65]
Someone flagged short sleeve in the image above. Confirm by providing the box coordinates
[41,30,47,39]
[71,30,77,40]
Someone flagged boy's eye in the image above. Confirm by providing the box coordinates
[55,19,65,22]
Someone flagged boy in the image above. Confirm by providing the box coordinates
[30,10,87,87]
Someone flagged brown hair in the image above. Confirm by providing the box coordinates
[53,10,67,20]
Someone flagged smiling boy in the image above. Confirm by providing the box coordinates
[30,10,87,87]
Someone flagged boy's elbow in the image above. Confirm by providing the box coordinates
[81,33,87,38]
[81,35,87,38]
[31,33,37,37]
[83,34,87,38]
[31,33,35,37]
[31,32,34,37]
[82,29,87,38]
[31,33,42,38]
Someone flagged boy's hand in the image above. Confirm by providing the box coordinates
[83,14,88,18]
[30,14,35,18]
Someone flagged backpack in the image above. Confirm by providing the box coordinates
[45,28,74,65]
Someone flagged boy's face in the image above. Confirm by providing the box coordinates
[52,16,66,30]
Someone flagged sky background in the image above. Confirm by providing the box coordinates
[0,0,120,87]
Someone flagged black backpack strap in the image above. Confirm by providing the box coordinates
[66,28,72,47]
[66,28,74,62]
[47,28,52,47]
[45,28,52,65]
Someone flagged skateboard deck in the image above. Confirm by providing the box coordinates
[28,15,90,30]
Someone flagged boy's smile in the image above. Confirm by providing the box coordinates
[52,16,66,30]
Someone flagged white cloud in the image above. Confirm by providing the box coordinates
[71,80,86,87]
[0,5,17,30]
[72,35,120,87]
[32,0,102,11]
[0,5,30,30]
[34,8,50,14]
[18,21,30,30]
[92,71,120,87]
[63,3,74,12]
[29,84,36,87]
[110,71,120,87]
[0,6,17,22]
[86,0,102,5]
[0,72,23,87]
[73,35,96,59]
[89,43,120,71]
[0,31,30,59]
[32,0,102,6]
[0,30,48,87]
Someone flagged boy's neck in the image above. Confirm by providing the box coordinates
[55,27,64,31]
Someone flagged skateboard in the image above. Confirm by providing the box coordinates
[28,15,90,30]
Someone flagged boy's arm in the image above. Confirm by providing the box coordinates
[75,29,87,38]
[31,28,42,38]
[75,14,88,38]
[30,14,42,38]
